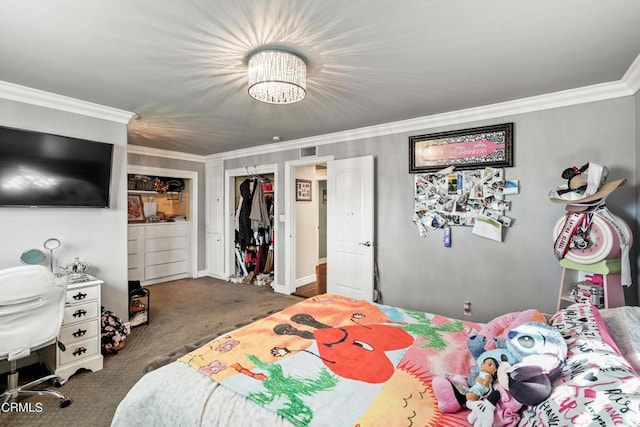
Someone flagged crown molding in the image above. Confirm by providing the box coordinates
[0,80,134,124]
[6,51,638,163]
[217,79,635,160]
[127,144,206,163]
[622,53,640,94]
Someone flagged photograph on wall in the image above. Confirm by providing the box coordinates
[296,179,312,201]
[413,166,516,240]
[127,195,145,223]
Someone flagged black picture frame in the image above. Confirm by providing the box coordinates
[409,123,513,173]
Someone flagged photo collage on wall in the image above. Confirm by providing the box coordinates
[413,166,518,241]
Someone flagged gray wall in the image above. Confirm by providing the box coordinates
[225,96,638,322]
[127,153,207,271]
[0,97,130,320]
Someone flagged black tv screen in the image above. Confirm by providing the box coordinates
[0,125,113,207]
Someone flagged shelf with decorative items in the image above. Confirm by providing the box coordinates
[130,291,150,327]
[553,211,632,311]
[127,174,188,224]
[549,163,633,312]
[557,258,623,311]
[127,190,181,195]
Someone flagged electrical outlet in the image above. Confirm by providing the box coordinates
[463,301,472,316]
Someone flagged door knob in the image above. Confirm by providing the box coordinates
[359,241,372,247]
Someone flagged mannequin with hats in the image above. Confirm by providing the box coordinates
[549,162,632,309]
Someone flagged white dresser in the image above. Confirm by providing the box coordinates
[128,223,190,285]
[43,275,104,384]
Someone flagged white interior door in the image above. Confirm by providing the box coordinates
[327,155,374,301]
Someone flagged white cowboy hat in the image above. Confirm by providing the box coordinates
[548,162,625,207]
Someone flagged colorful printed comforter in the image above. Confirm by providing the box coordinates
[179,294,481,427]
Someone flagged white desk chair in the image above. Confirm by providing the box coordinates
[0,265,71,407]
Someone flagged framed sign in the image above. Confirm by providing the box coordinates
[296,179,312,201]
[409,123,513,173]
[127,195,146,223]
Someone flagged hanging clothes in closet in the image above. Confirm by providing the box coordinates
[236,178,255,250]
[234,176,274,283]
[250,179,271,239]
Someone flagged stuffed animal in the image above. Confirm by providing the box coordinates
[501,321,567,406]
[466,310,545,389]
[433,320,568,427]
[432,347,517,413]
[467,309,546,359]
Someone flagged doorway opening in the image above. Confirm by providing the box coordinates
[292,165,327,298]
[284,156,333,296]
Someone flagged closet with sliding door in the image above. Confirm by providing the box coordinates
[232,173,275,286]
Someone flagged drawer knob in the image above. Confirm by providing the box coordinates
[73,292,88,300]
[72,347,87,357]
[72,309,87,318]
[72,328,87,338]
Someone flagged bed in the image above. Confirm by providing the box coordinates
[111,294,640,426]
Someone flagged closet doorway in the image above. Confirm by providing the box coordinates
[224,164,279,291]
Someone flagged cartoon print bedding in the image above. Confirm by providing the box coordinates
[179,294,481,427]
[519,302,640,426]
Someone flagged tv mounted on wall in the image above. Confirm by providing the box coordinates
[0,125,114,208]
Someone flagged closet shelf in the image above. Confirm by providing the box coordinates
[128,190,181,195]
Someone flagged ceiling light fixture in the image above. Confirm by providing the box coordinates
[248,49,306,104]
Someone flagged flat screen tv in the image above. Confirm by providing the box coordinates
[0,125,114,207]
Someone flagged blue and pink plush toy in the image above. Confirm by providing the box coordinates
[432,312,568,427]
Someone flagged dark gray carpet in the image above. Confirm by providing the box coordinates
[0,277,303,427]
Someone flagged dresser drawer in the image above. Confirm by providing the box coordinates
[63,301,99,325]
[128,225,143,240]
[128,266,140,281]
[127,240,140,254]
[145,223,187,239]
[58,337,99,365]
[145,248,187,266]
[145,260,188,280]
[59,320,98,345]
[65,286,99,305]
[145,235,187,252]
[128,252,140,265]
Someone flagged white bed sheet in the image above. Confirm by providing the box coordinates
[600,305,640,374]
[111,361,293,427]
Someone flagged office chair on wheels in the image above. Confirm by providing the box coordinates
[0,265,71,408]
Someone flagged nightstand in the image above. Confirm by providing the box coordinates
[42,275,104,385]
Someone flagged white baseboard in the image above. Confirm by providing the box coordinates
[141,273,189,286]
[295,274,316,288]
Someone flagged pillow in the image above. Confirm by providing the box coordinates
[518,302,640,427]
[599,306,640,375]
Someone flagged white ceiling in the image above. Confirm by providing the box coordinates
[1,1,639,156]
